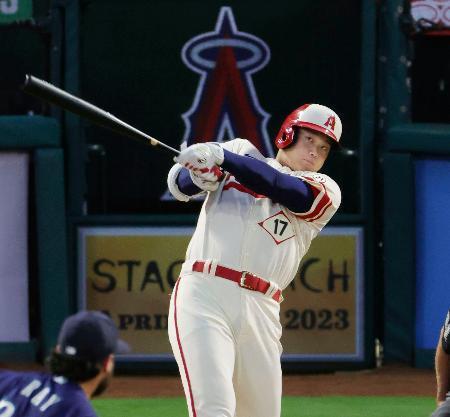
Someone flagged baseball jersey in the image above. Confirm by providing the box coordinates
[181,138,341,290]
[442,309,450,354]
[0,370,97,417]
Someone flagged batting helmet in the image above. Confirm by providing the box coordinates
[274,104,342,149]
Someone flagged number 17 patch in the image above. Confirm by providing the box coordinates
[258,211,295,245]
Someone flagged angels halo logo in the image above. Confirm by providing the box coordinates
[161,6,272,201]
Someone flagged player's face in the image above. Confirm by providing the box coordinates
[277,128,332,172]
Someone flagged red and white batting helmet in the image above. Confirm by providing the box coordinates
[274,104,342,149]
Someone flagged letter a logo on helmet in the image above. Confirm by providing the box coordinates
[275,104,343,149]
[324,116,336,131]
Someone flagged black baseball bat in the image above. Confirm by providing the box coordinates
[21,75,180,155]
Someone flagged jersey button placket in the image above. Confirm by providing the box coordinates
[239,201,255,269]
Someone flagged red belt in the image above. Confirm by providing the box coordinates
[192,261,283,303]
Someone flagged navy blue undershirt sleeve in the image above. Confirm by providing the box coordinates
[221,149,314,213]
[176,167,202,195]
[175,150,315,213]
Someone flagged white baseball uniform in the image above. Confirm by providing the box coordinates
[168,139,341,417]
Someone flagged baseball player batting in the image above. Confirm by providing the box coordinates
[167,103,342,417]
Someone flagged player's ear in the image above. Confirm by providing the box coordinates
[291,126,301,145]
[102,354,115,373]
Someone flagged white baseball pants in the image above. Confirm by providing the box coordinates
[168,272,283,417]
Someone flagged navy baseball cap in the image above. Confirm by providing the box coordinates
[57,311,130,362]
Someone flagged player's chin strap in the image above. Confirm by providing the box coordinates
[191,260,284,303]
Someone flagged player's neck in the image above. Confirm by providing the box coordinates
[275,151,289,168]
[79,374,103,399]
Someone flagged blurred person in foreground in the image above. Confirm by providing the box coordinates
[0,311,128,417]
[431,309,450,417]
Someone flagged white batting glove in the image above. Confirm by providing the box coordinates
[190,171,220,192]
[175,143,224,181]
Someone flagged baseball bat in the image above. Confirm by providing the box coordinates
[21,75,180,155]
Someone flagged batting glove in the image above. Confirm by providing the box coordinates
[175,143,224,181]
[190,171,220,192]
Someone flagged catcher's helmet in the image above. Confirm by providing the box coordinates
[274,104,342,149]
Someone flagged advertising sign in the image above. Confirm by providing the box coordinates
[78,226,364,361]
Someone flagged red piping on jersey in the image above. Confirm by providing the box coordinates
[305,199,332,222]
[310,186,320,199]
[173,278,197,417]
[223,180,267,199]
[296,182,331,221]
